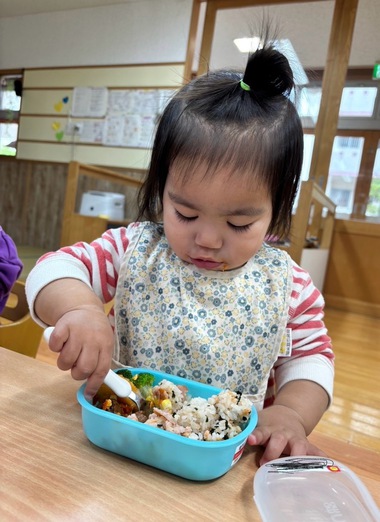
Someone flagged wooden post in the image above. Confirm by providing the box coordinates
[308,0,359,190]
[183,0,203,83]
[60,161,80,246]
[197,1,218,76]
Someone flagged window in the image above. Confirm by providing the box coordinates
[339,87,377,117]
[366,141,380,218]
[0,73,22,157]
[298,76,380,220]
[298,84,379,124]
[326,136,364,214]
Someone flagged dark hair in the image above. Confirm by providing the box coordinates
[138,39,303,239]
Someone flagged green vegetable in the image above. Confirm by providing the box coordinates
[117,369,133,380]
[116,369,155,391]
[133,372,155,389]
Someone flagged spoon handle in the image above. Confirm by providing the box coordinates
[43,326,55,344]
[103,369,132,398]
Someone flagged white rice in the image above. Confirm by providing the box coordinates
[152,378,188,413]
[146,382,252,441]
[174,397,218,436]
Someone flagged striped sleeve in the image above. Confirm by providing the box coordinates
[274,263,334,401]
[265,262,335,407]
[25,226,132,327]
[59,227,130,302]
[286,263,333,359]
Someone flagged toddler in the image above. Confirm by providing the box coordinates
[26,39,334,465]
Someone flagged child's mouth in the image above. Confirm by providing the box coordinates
[190,258,223,270]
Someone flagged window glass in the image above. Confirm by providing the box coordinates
[0,74,22,157]
[366,141,380,217]
[0,123,18,156]
[293,134,315,210]
[1,84,21,112]
[298,87,321,124]
[298,85,378,121]
[339,87,378,117]
[301,134,315,182]
[325,136,365,215]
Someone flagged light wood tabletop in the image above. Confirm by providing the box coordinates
[1,347,379,522]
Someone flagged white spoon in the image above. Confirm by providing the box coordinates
[43,326,141,409]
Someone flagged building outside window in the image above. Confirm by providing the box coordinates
[325,136,365,215]
[298,82,380,220]
[0,73,22,157]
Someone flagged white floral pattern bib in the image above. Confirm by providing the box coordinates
[114,222,292,406]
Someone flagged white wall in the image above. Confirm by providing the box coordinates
[0,0,192,69]
[1,0,379,72]
[210,0,380,70]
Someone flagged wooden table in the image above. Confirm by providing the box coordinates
[1,348,379,521]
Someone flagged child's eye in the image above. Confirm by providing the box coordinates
[175,210,197,223]
[228,222,253,233]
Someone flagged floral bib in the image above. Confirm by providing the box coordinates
[114,222,292,407]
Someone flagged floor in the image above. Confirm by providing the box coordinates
[35,308,380,454]
[315,308,380,453]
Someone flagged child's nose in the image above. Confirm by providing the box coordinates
[195,226,223,249]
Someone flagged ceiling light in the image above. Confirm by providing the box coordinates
[233,37,261,53]
[233,37,308,86]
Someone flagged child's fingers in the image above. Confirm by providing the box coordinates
[70,345,100,380]
[258,431,290,465]
[83,361,112,399]
[45,326,66,353]
[247,427,269,446]
[55,332,101,376]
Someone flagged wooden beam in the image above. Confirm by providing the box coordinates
[194,0,342,78]
[187,0,360,204]
[197,1,218,76]
[308,0,359,190]
[183,0,202,83]
[212,0,328,8]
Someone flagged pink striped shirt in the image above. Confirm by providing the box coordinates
[28,225,334,406]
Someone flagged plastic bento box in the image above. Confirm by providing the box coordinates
[77,368,258,481]
[254,456,380,521]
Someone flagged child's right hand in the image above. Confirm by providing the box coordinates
[47,308,114,400]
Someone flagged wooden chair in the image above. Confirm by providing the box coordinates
[280,180,336,265]
[0,280,43,358]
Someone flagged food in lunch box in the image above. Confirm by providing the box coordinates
[93,370,252,441]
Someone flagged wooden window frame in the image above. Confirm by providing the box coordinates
[184,0,359,195]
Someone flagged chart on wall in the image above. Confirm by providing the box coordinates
[17,63,184,169]
[68,86,174,148]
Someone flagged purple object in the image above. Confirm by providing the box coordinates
[0,227,23,313]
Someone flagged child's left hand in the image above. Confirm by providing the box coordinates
[247,404,327,466]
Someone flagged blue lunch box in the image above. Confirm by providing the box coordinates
[77,368,258,481]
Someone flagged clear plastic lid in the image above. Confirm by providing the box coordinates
[253,456,380,521]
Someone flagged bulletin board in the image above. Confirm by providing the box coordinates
[17,63,185,169]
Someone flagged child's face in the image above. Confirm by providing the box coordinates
[163,163,273,271]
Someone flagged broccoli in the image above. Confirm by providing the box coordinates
[117,369,134,380]
[115,369,154,390]
[132,372,155,389]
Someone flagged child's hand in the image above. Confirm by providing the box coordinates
[47,307,114,400]
[247,404,326,466]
